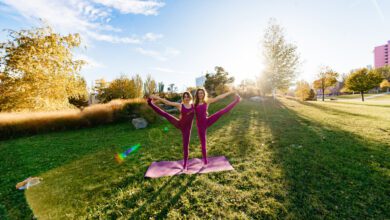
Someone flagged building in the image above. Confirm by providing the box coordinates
[374,40,389,68]
[195,75,206,87]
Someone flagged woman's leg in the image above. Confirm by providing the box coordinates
[197,123,208,165]
[207,95,240,128]
[147,98,180,129]
[181,125,192,169]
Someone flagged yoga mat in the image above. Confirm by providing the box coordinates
[145,156,234,178]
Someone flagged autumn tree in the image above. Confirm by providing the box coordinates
[374,66,390,80]
[295,80,311,101]
[204,66,234,97]
[96,75,144,103]
[0,26,87,111]
[313,66,338,101]
[380,79,390,92]
[260,18,300,98]
[345,68,382,101]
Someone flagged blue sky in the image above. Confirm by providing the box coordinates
[1,0,390,91]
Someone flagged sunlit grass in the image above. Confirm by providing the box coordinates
[0,97,389,219]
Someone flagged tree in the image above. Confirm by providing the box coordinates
[374,66,390,80]
[131,74,143,98]
[167,83,176,94]
[158,82,165,93]
[345,68,383,101]
[313,66,338,101]
[0,25,87,111]
[238,79,260,98]
[204,66,234,97]
[380,79,390,92]
[260,18,300,98]
[295,80,311,101]
[143,74,157,97]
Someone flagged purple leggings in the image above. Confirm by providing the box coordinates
[147,99,194,169]
[195,95,240,164]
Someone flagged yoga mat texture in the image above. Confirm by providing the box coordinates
[145,156,234,178]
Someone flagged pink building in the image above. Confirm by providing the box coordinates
[374,40,389,68]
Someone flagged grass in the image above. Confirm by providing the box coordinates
[0,97,389,219]
[334,94,377,99]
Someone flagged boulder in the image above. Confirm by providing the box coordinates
[132,117,148,129]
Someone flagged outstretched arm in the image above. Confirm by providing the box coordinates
[208,91,234,104]
[150,95,181,108]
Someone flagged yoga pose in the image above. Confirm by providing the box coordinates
[147,92,194,169]
[194,89,241,165]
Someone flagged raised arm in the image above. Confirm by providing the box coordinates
[150,95,181,108]
[208,91,234,104]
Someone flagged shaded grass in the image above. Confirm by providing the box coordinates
[0,97,389,219]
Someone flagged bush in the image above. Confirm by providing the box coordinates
[0,98,158,140]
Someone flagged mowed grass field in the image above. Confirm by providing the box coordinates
[0,97,389,219]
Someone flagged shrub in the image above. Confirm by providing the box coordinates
[0,98,158,140]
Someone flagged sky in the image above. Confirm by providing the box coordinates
[1,0,390,91]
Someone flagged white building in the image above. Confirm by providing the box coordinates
[195,75,206,87]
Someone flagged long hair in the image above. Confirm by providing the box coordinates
[194,88,208,106]
[181,91,193,104]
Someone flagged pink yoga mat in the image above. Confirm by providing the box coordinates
[145,156,234,178]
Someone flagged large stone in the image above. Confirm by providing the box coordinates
[132,117,148,129]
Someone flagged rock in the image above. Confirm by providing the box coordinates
[249,96,265,102]
[132,117,148,129]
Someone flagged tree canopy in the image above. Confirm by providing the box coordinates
[0,26,87,112]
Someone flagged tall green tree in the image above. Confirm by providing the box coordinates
[158,82,165,93]
[0,26,87,111]
[345,68,382,101]
[260,18,300,98]
[204,66,234,97]
[313,66,339,101]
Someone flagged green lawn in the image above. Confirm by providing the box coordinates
[1,98,389,219]
[334,94,378,99]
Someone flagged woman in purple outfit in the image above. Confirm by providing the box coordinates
[194,88,241,165]
[147,92,194,170]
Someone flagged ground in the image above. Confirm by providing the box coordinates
[0,97,389,219]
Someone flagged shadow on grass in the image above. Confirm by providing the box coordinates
[0,122,165,219]
[294,100,381,120]
[261,98,390,219]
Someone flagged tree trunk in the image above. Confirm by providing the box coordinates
[361,91,364,102]
[322,88,325,101]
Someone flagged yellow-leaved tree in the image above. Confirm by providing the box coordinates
[0,26,87,112]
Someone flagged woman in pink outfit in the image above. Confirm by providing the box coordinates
[194,88,241,165]
[147,92,194,169]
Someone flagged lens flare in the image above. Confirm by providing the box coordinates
[115,144,141,164]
